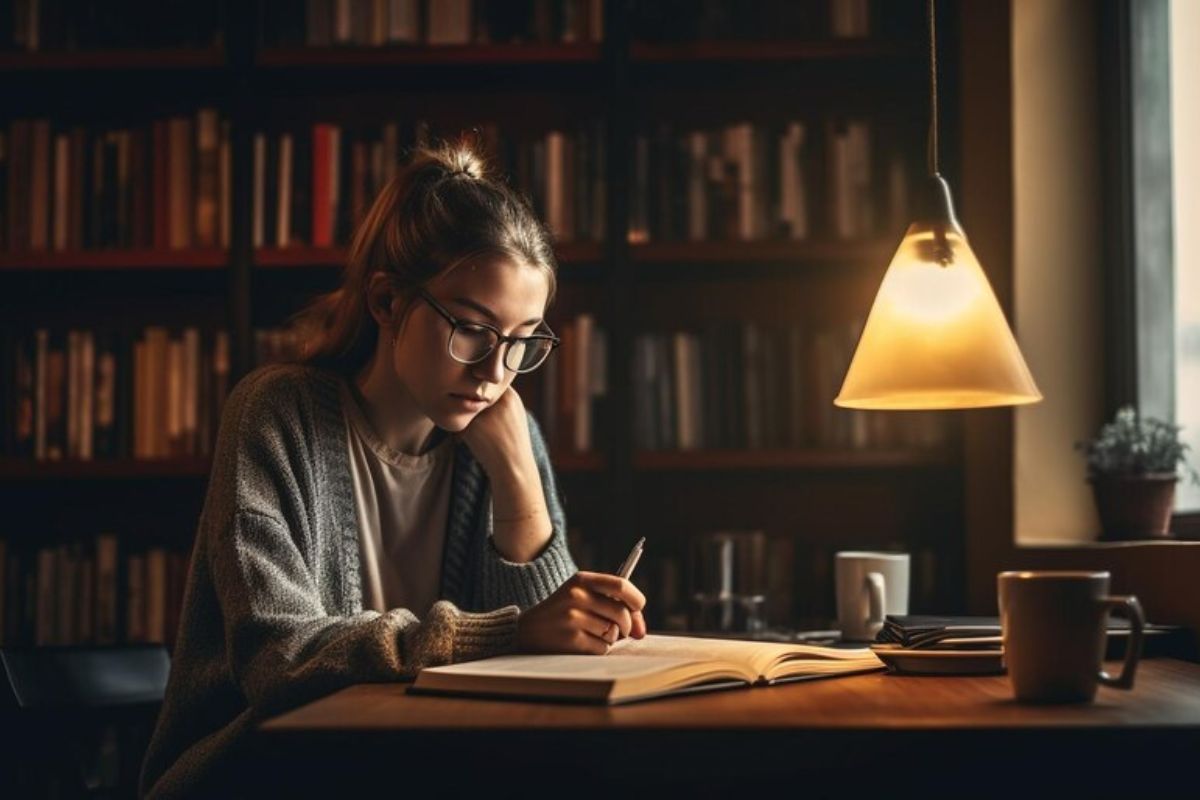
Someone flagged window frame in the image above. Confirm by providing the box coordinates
[1099,0,1198,537]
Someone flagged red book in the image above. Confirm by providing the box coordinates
[312,124,334,248]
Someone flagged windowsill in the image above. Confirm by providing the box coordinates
[1017,539,1200,550]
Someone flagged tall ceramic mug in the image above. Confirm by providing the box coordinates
[835,551,909,641]
[997,570,1145,703]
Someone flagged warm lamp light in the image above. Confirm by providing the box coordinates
[834,0,1041,411]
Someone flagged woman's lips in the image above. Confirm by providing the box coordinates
[450,394,488,409]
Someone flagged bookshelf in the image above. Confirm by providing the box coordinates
[0,0,967,650]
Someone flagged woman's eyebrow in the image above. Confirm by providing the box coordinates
[451,297,542,327]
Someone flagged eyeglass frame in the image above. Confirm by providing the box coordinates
[415,287,561,374]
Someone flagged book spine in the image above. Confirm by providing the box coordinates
[195,108,220,247]
[94,532,118,644]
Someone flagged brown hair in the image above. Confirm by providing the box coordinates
[293,138,558,374]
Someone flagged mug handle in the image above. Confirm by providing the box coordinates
[1097,595,1144,690]
[864,572,886,631]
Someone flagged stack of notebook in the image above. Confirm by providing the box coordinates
[875,616,1004,650]
[870,614,1191,676]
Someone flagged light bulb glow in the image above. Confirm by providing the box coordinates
[877,232,983,324]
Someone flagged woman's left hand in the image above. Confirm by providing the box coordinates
[455,385,533,478]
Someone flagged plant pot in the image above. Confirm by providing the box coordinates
[1089,474,1178,540]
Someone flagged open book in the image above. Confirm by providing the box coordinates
[409,634,885,704]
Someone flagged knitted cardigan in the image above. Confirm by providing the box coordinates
[139,364,577,798]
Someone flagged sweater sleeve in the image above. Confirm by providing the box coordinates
[210,508,519,716]
[478,411,578,610]
[206,366,522,717]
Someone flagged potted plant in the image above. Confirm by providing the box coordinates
[1076,406,1199,540]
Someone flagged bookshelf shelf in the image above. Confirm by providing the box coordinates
[630,39,921,63]
[0,457,212,480]
[550,451,607,472]
[630,239,894,266]
[0,249,228,271]
[254,242,604,270]
[633,448,957,471]
[257,44,603,68]
[0,48,225,72]
[0,452,606,480]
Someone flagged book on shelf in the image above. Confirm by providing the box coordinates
[4,0,223,52]
[631,321,949,452]
[1,109,231,254]
[260,0,604,48]
[628,117,908,245]
[410,632,884,704]
[0,533,189,648]
[2,325,231,462]
[252,120,604,250]
[531,313,607,453]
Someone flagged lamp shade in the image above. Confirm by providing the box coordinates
[835,222,1042,410]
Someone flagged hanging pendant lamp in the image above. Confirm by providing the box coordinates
[834,0,1041,410]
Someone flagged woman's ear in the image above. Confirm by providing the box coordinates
[365,273,405,327]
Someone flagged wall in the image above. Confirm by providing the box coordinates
[1011,0,1104,544]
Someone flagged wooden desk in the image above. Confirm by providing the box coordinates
[250,659,1200,796]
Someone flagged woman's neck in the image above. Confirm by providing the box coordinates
[352,352,439,456]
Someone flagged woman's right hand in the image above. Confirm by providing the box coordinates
[516,572,648,655]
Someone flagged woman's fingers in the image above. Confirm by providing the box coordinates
[630,610,647,639]
[570,608,620,643]
[575,572,647,613]
[577,590,634,638]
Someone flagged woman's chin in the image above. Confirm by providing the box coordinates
[433,407,479,431]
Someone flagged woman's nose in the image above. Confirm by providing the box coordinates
[472,343,508,384]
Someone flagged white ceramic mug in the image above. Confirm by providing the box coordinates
[835,551,910,641]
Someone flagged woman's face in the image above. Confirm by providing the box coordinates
[390,257,551,431]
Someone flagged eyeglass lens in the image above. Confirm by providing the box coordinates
[450,324,552,372]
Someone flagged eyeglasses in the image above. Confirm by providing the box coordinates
[416,288,560,374]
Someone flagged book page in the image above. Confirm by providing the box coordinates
[426,653,714,681]
[612,634,878,681]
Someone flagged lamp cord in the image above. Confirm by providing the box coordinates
[927,0,939,177]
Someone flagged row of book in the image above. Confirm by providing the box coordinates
[3,0,223,51]
[632,321,948,452]
[252,119,606,248]
[2,326,231,461]
[1,110,231,253]
[630,118,905,244]
[631,0,923,42]
[0,534,188,648]
[264,0,605,47]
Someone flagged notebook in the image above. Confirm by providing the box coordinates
[875,614,1168,650]
[409,633,886,704]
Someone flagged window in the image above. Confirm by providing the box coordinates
[1101,0,1198,524]
[1171,0,1199,512]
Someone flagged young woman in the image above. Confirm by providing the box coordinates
[139,142,647,798]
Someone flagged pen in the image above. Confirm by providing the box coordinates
[603,537,645,644]
[617,536,645,581]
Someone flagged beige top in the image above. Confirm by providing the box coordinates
[341,381,456,618]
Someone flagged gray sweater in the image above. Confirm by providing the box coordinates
[139,364,577,798]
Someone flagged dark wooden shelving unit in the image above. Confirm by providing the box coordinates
[629,39,921,63]
[0,48,226,72]
[257,43,603,68]
[630,239,894,265]
[254,242,604,269]
[0,457,213,480]
[2,0,968,627]
[0,249,228,271]
[634,448,956,472]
